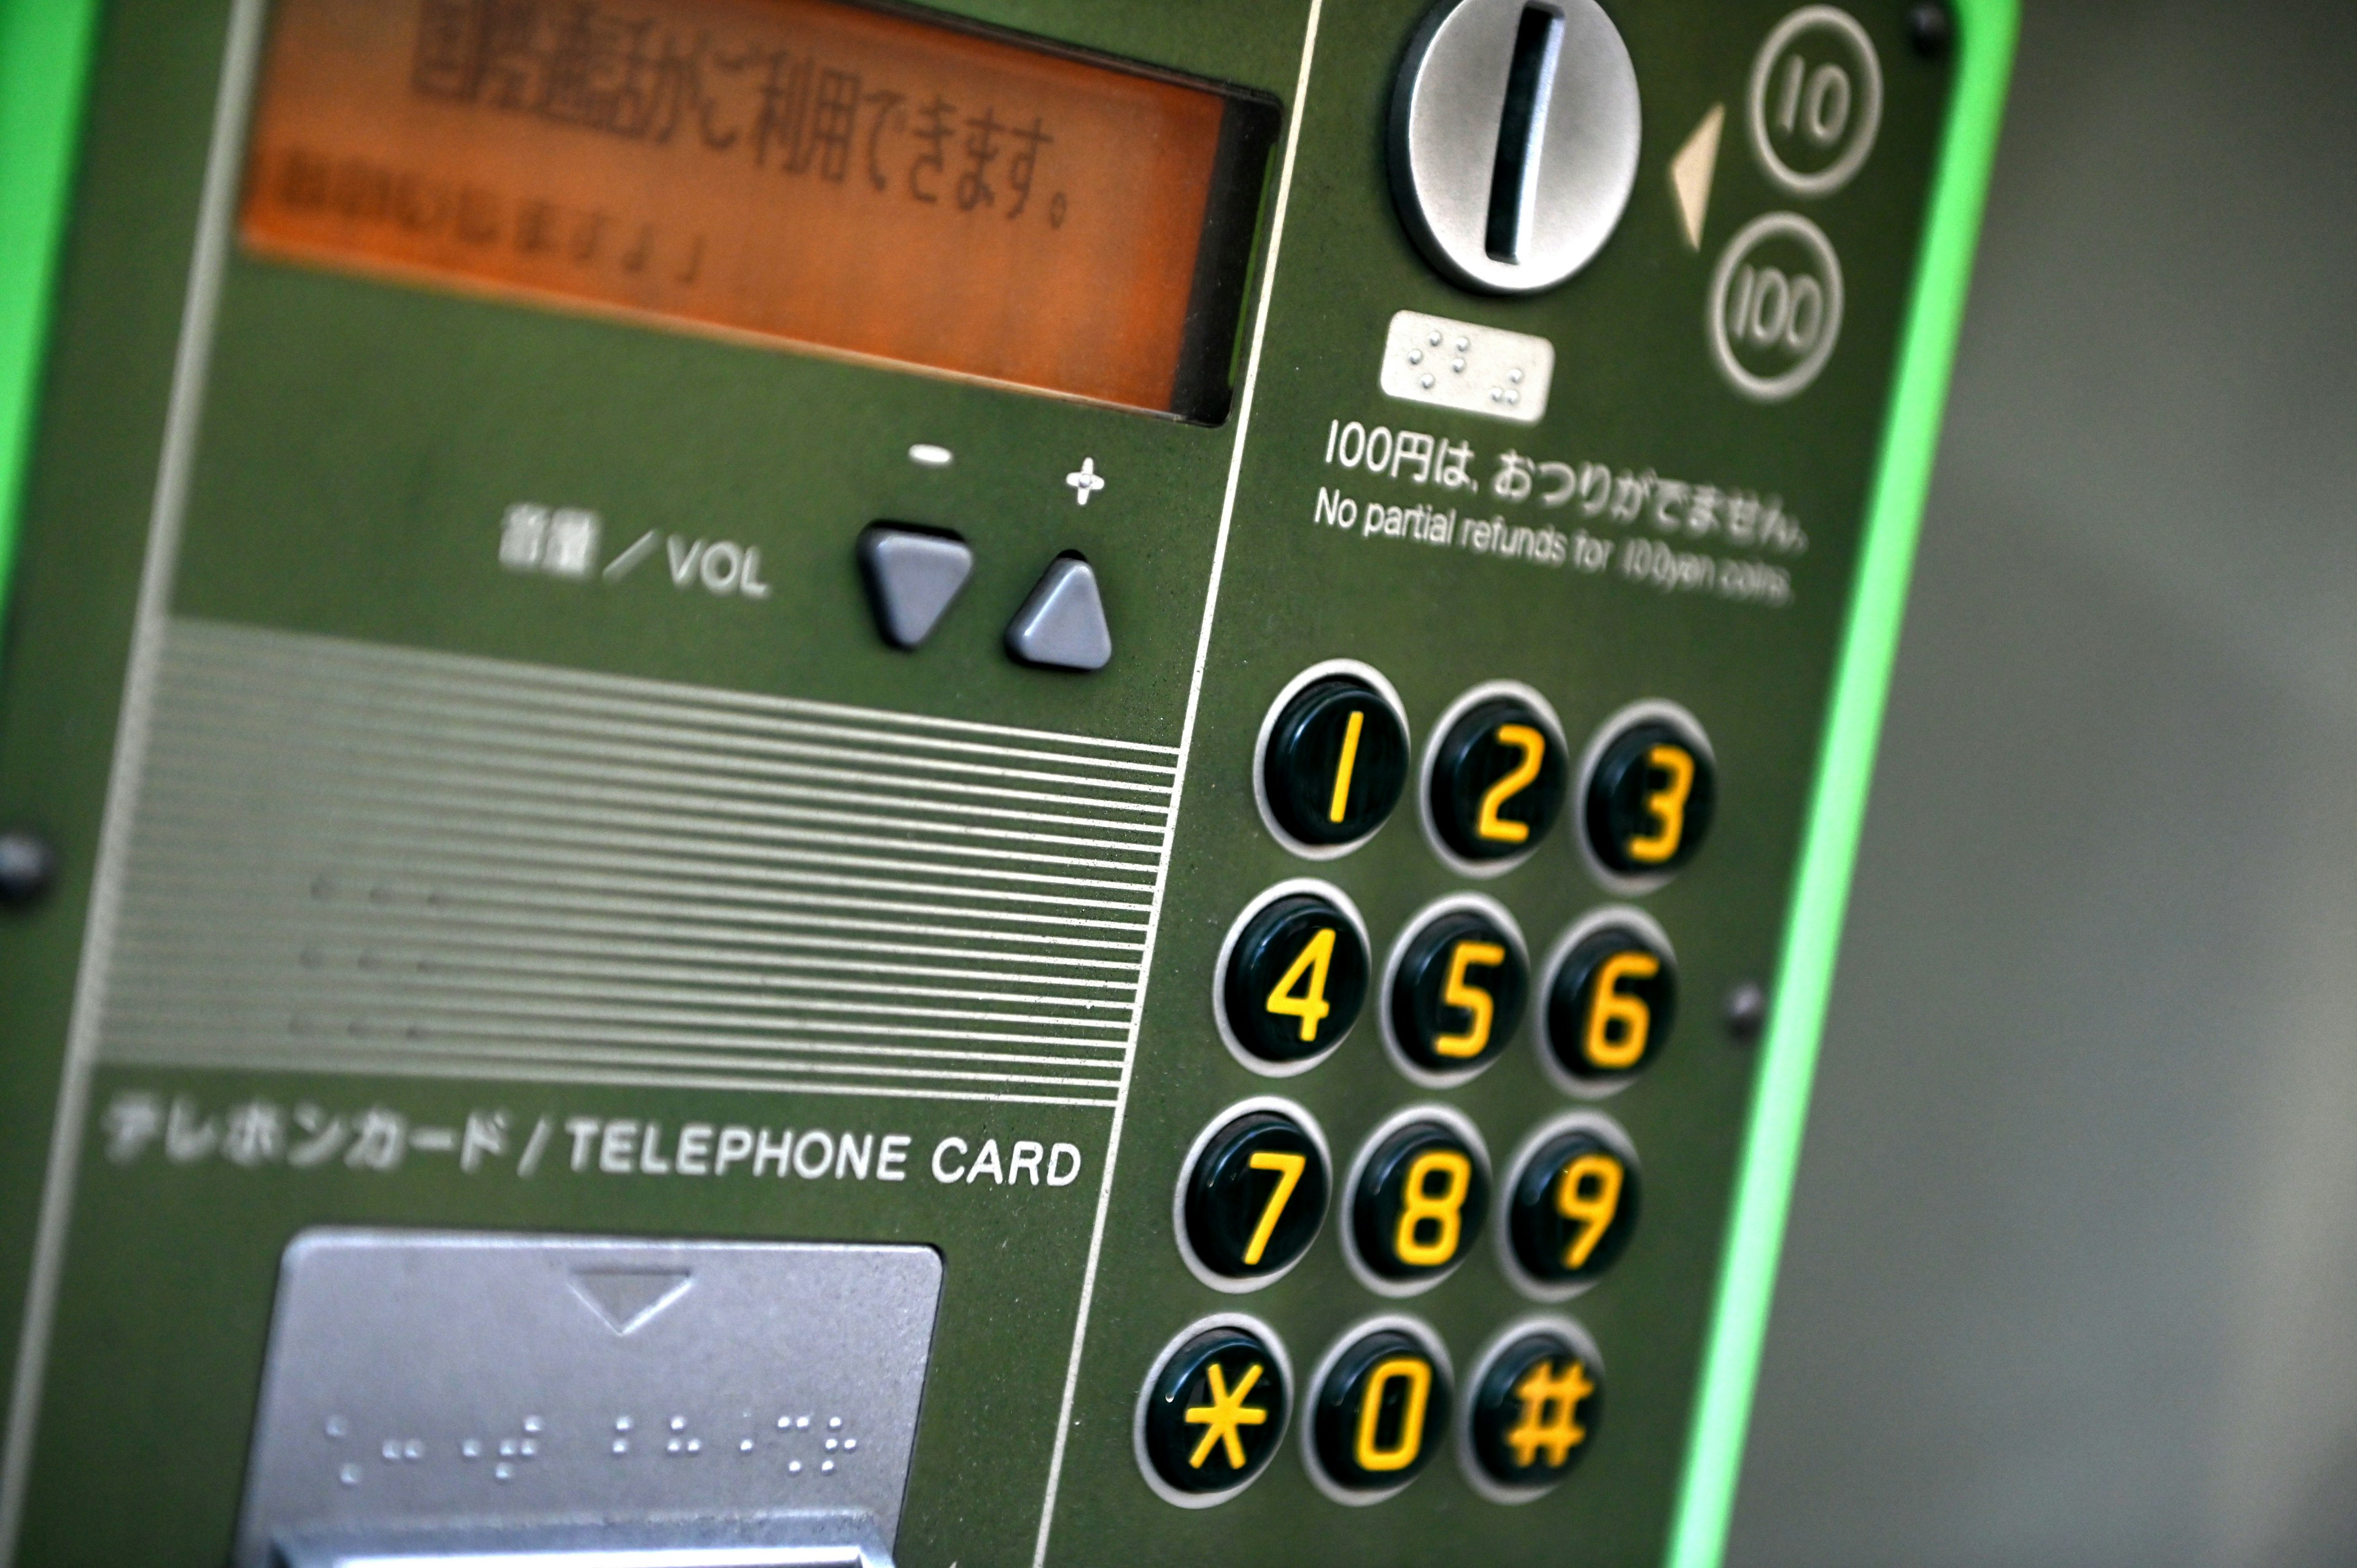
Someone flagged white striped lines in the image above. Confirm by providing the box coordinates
[95,620,1178,1106]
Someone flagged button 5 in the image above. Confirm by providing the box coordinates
[1384,895,1528,1082]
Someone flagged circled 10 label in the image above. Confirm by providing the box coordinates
[1748,5,1884,196]
[1709,212,1844,403]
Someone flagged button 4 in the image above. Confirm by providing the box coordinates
[1216,881,1371,1073]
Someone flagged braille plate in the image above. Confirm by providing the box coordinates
[1378,309,1554,425]
[236,1232,943,1568]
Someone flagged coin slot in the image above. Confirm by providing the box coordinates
[1485,5,1566,262]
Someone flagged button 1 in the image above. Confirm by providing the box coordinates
[1541,916,1677,1091]
[1579,708,1716,879]
[1219,886,1369,1069]
[856,524,972,649]
[1348,1115,1489,1286]
[1506,1118,1641,1291]
[1425,690,1569,867]
[1386,899,1527,1079]
[1466,1323,1604,1494]
[1004,552,1111,671]
[1140,1323,1288,1499]
[1259,673,1409,850]
[1308,1326,1451,1497]
[1179,1107,1330,1284]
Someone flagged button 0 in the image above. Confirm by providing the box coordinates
[1541,917,1677,1090]
[1466,1325,1604,1494]
[1309,1327,1451,1496]
[1260,675,1409,850]
[1581,708,1716,879]
[856,524,972,649]
[1427,693,1568,866]
[1506,1121,1641,1290]
[1004,552,1111,671]
[1140,1324,1288,1498]
[1180,1108,1329,1283]
[1349,1118,1488,1284]
[1387,902,1526,1078]
[1220,888,1369,1068]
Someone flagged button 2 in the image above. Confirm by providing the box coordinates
[1506,1116,1641,1293]
[1347,1113,1489,1288]
[1540,913,1677,1092]
[1425,686,1569,871]
[1385,897,1527,1081]
[1466,1321,1604,1497]
[1579,705,1716,882]
[1140,1321,1290,1502]
[1218,884,1370,1070]
[1178,1105,1330,1285]
[1307,1323,1452,1500]
[1258,671,1410,851]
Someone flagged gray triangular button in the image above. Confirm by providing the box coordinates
[569,1269,694,1335]
[1005,555,1112,671]
[859,525,973,649]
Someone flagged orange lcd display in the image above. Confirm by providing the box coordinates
[239,0,1277,419]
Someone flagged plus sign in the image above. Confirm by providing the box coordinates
[1064,457,1106,506]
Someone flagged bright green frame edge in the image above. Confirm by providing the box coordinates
[0,0,2012,1555]
[1664,2,2017,1564]
[0,0,102,655]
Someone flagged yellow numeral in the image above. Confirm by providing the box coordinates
[1241,1149,1307,1267]
[1555,1152,1624,1270]
[1327,709,1366,825]
[1265,925,1337,1043]
[1434,940,1506,1059]
[1475,724,1547,844]
[1584,949,1658,1070]
[1393,1148,1472,1267]
[1353,1355,1433,1473]
[1626,744,1694,864]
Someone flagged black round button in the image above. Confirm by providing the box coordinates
[1142,1326,1288,1494]
[1544,925,1676,1087]
[1350,1120,1488,1282]
[1389,908,1527,1075]
[1311,1329,1450,1493]
[1263,677,1409,848]
[1509,1128,1641,1286]
[1583,719,1716,876]
[1428,698,1568,862]
[1221,892,1368,1064]
[1182,1110,1329,1281]
[1469,1330,1604,1491]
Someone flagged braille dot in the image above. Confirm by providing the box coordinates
[776,1416,791,1429]
[519,1440,537,1458]
[612,1440,629,1456]
[1427,331,1441,346]
[825,1438,838,1451]
[1455,337,1469,351]
[339,1464,361,1486]
[499,1440,516,1457]
[1510,368,1525,383]
[829,1417,843,1430]
[1420,374,1435,388]
[324,1416,349,1439]
[687,1439,702,1454]
[1407,349,1423,365]
[667,1439,683,1454]
[797,1416,811,1429]
[670,1416,686,1432]
[1507,390,1521,405]
[381,1441,400,1462]
[1452,357,1466,372]
[615,1416,633,1432]
[494,1462,514,1481]
[462,1439,481,1459]
[789,1461,803,1474]
[740,1439,755,1453]
[523,1416,543,1434]
[843,1439,858,1451]
[822,1461,836,1473]
[1491,388,1505,402]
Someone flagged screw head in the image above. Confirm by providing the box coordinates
[0,829,56,908]
[1723,981,1769,1043]
[1907,2,1954,58]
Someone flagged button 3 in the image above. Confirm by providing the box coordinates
[1578,701,1716,885]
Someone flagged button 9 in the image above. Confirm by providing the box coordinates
[1467,1324,1604,1495]
[1426,692,1568,866]
[1386,900,1527,1079]
[1309,1326,1451,1497]
[1541,917,1676,1091]
[1581,709,1716,879]
[1506,1120,1641,1291]
[1180,1106,1329,1283]
[1140,1323,1288,1498]
[1260,673,1410,850]
[1348,1116,1489,1286]
[1220,886,1369,1068]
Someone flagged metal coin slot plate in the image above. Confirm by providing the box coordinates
[236,1232,943,1568]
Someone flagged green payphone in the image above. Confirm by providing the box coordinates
[0,0,2010,1560]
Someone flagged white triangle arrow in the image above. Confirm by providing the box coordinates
[570,1269,694,1335]
[1671,104,1725,251]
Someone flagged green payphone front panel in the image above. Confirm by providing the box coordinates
[0,0,2009,1561]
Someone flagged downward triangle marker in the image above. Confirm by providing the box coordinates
[570,1269,694,1335]
[1671,104,1725,251]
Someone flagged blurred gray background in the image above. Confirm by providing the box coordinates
[1729,1,2357,1564]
